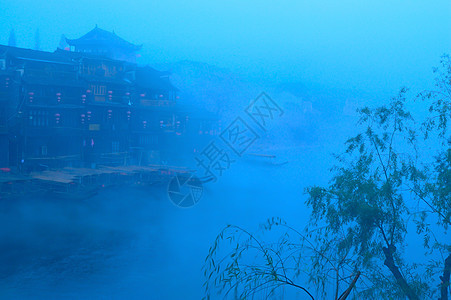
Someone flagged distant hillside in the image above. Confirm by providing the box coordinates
[152,60,260,120]
[151,60,371,147]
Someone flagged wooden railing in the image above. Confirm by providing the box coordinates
[25,69,78,81]
[139,99,176,107]
[26,95,82,105]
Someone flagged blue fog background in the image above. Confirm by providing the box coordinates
[0,0,450,299]
[1,0,450,94]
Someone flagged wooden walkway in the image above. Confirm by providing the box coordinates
[0,164,195,200]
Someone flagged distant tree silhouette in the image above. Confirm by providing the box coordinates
[34,28,40,50]
[8,29,16,47]
[58,34,68,50]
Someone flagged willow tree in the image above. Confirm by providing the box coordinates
[306,56,449,299]
[204,56,450,299]
[412,55,450,299]
[307,94,425,299]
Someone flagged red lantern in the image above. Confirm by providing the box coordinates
[81,94,86,104]
[55,113,61,124]
[87,111,91,121]
[80,114,85,124]
[142,120,147,129]
[140,93,145,97]
[107,109,112,119]
[126,110,131,121]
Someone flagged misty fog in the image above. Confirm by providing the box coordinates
[0,0,450,299]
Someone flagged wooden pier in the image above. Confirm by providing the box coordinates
[0,164,195,200]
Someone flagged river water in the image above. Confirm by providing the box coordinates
[0,144,335,299]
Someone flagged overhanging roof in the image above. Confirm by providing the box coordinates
[135,66,178,91]
[0,44,75,65]
[66,27,141,52]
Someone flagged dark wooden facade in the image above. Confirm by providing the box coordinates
[0,28,185,171]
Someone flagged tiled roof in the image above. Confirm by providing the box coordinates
[135,66,177,91]
[0,45,74,65]
[66,27,141,52]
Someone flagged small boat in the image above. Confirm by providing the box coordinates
[247,153,288,166]
[199,175,215,184]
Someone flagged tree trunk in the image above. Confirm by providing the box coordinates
[338,271,360,300]
[382,245,419,300]
[440,253,451,300]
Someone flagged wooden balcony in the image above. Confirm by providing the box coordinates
[26,95,82,106]
[139,99,176,107]
[25,69,78,81]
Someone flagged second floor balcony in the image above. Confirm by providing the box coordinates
[25,69,78,81]
[137,99,176,107]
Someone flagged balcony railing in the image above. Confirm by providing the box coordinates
[139,99,176,107]
[26,95,83,106]
[25,69,78,81]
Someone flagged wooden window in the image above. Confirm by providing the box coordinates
[29,110,49,127]
[139,135,148,145]
[150,135,158,145]
[91,85,106,96]
[112,141,120,153]
[140,135,158,145]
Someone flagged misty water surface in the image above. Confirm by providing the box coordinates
[0,142,338,299]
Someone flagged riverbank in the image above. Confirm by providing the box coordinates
[0,164,193,201]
